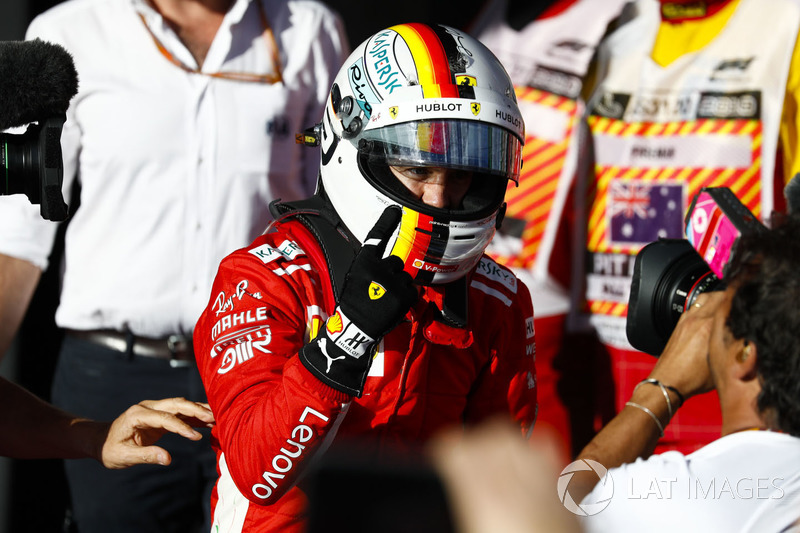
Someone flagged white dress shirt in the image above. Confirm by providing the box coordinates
[0,0,347,337]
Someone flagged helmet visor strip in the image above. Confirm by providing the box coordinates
[359,119,522,183]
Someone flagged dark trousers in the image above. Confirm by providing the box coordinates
[52,335,217,533]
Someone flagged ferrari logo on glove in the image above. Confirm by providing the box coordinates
[368,282,387,300]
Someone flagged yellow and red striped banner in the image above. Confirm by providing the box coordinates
[585,116,762,317]
[586,116,762,256]
[491,87,578,268]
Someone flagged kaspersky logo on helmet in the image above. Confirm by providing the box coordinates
[366,29,404,94]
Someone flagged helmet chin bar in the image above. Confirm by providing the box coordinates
[386,204,497,286]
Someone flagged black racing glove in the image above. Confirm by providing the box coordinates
[299,206,417,397]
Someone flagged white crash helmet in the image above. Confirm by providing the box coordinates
[316,23,524,285]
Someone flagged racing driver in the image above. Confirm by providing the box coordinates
[193,23,538,532]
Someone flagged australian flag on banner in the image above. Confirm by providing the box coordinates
[607,180,685,247]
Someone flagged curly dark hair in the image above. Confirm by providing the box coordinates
[725,212,800,436]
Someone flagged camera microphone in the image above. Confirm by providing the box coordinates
[0,39,78,131]
[0,39,78,221]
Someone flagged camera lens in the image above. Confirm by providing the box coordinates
[652,252,720,340]
[0,126,43,201]
[0,116,68,221]
[627,239,722,355]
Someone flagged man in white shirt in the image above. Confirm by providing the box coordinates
[0,0,347,530]
[568,213,800,532]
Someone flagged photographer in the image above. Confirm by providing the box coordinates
[576,0,800,457]
[567,213,800,531]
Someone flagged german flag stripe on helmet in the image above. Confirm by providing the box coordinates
[391,209,434,280]
[389,208,454,284]
[390,23,459,99]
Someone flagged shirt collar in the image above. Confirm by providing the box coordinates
[131,0,254,29]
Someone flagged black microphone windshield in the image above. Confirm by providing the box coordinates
[0,39,79,130]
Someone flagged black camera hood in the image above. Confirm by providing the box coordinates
[627,239,714,356]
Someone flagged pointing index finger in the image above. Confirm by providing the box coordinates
[363,206,403,255]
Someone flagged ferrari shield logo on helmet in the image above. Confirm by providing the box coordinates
[368,282,387,300]
[389,106,399,119]
[470,102,481,116]
[456,75,476,86]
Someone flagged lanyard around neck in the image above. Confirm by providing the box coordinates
[138,0,284,84]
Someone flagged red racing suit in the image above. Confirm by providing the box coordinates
[193,212,538,532]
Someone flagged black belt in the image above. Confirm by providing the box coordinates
[66,329,195,368]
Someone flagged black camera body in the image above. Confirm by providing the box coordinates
[626,187,766,355]
[0,39,79,222]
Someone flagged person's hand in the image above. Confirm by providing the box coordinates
[428,418,581,533]
[648,290,727,400]
[299,206,417,396]
[99,397,215,469]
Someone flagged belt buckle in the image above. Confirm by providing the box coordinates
[167,334,192,368]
